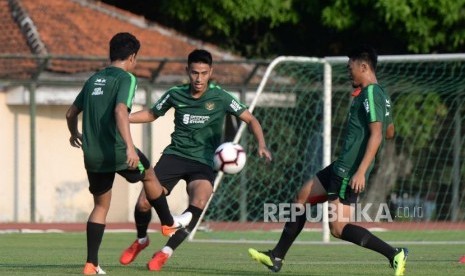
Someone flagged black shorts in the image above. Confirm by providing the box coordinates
[316,163,358,205]
[155,154,215,195]
[87,149,151,195]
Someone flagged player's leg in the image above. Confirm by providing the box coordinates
[142,166,181,233]
[330,195,407,275]
[137,154,174,228]
[148,159,215,271]
[83,172,114,275]
[120,153,192,266]
[272,176,327,257]
[165,179,212,250]
[120,185,192,266]
[149,180,211,271]
[120,151,192,233]
[249,174,328,272]
[119,189,152,265]
[134,189,153,242]
[164,157,215,248]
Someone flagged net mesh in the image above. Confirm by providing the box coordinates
[196,56,465,242]
[208,61,325,221]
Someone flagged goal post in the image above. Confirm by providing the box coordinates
[190,56,332,242]
[190,54,465,244]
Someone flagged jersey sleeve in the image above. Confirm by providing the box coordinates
[116,72,137,110]
[150,89,173,117]
[222,90,247,116]
[73,81,88,110]
[364,85,387,123]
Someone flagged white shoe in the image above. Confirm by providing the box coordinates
[96,265,106,275]
[174,212,193,228]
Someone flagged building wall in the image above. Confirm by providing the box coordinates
[0,91,188,223]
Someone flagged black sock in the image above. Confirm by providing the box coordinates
[272,208,307,259]
[86,221,105,266]
[148,193,174,226]
[134,208,152,239]
[166,205,203,250]
[340,223,397,260]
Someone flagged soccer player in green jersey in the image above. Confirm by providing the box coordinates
[66,32,191,275]
[119,49,273,271]
[248,45,408,276]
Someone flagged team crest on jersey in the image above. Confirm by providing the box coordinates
[205,102,215,111]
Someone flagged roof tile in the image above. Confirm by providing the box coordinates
[0,0,255,85]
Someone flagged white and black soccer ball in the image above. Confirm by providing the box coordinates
[213,142,247,174]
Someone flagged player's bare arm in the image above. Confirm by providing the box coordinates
[239,110,272,162]
[129,109,158,123]
[350,121,383,193]
[115,103,139,168]
[386,123,395,140]
[65,104,83,148]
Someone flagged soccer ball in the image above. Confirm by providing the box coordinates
[213,142,247,174]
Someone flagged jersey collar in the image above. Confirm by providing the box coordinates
[351,87,362,97]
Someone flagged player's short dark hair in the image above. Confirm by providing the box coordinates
[348,44,378,71]
[188,49,213,66]
[109,32,140,62]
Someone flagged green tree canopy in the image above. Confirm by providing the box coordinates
[322,0,465,53]
[101,0,465,57]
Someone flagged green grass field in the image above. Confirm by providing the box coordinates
[0,232,464,275]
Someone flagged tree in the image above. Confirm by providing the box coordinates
[101,0,298,57]
[101,0,465,58]
[322,0,465,53]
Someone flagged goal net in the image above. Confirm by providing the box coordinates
[191,54,465,244]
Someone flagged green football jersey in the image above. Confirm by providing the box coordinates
[73,66,137,172]
[151,83,247,167]
[333,84,393,178]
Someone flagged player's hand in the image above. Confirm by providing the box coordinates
[258,146,272,163]
[349,171,365,193]
[126,147,139,169]
[69,133,82,148]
